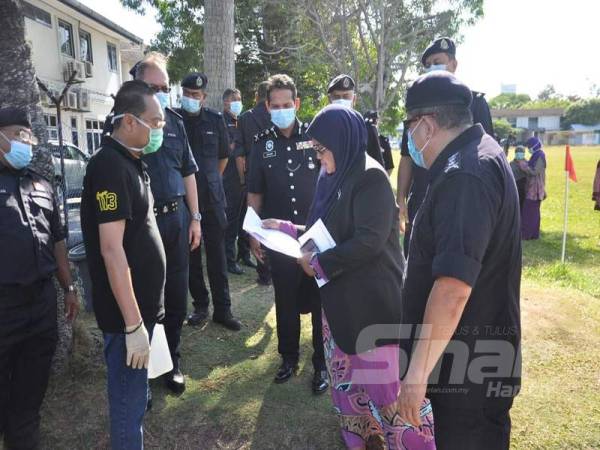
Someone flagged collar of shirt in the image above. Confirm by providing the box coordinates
[428,124,484,182]
[273,119,303,138]
[104,136,147,169]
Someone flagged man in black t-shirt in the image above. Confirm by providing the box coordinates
[81,81,167,449]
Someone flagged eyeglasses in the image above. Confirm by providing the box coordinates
[147,83,171,94]
[138,116,166,129]
[312,142,328,155]
[403,113,435,131]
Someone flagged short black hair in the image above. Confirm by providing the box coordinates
[266,74,296,102]
[222,88,241,102]
[113,80,156,128]
[410,104,473,130]
[256,81,270,102]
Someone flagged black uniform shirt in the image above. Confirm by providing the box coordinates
[247,121,318,223]
[223,111,243,186]
[81,137,166,333]
[401,90,495,223]
[379,134,395,171]
[0,166,65,285]
[178,107,230,212]
[238,102,272,158]
[366,121,385,166]
[402,125,521,407]
[143,108,198,205]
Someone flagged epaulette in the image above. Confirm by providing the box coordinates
[254,126,278,143]
[203,106,222,117]
[165,107,183,120]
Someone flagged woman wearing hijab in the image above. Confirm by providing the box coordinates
[519,137,547,240]
[263,105,435,449]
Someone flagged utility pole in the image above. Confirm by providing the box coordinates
[36,71,83,239]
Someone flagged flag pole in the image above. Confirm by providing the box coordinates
[561,166,569,263]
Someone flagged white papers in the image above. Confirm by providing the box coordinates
[298,219,336,287]
[148,324,173,379]
[243,207,303,258]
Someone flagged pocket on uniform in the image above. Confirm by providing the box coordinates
[30,191,54,211]
[202,133,219,158]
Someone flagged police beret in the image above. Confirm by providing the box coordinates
[181,73,208,90]
[0,106,31,129]
[405,71,472,112]
[421,37,456,65]
[363,110,379,123]
[327,74,355,93]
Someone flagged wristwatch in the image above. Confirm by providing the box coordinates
[191,212,202,222]
[64,283,77,294]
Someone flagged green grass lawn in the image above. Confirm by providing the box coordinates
[34,146,600,449]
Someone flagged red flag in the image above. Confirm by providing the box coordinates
[565,145,577,182]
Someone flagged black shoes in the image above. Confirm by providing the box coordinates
[312,370,329,394]
[213,312,242,331]
[228,261,244,275]
[256,276,271,286]
[187,309,209,327]
[274,361,299,384]
[239,255,257,269]
[164,368,186,394]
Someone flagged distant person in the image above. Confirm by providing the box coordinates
[520,137,547,240]
[364,109,395,175]
[265,105,435,449]
[510,146,528,210]
[593,159,600,211]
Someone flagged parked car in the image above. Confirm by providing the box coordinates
[34,141,89,199]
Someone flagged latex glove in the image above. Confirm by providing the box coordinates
[125,322,150,369]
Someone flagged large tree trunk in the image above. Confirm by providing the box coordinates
[0,0,73,373]
[203,0,235,109]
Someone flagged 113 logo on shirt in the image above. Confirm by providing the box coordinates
[96,191,118,212]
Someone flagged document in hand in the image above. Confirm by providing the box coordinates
[242,207,336,287]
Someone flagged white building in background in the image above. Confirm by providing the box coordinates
[23,0,144,154]
[491,108,564,132]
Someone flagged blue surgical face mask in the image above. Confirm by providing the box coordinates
[332,98,353,109]
[515,152,525,161]
[230,101,243,116]
[155,92,170,110]
[181,95,201,114]
[407,118,431,169]
[426,64,448,73]
[270,107,296,129]
[0,131,33,170]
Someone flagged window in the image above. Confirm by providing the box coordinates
[85,119,103,153]
[58,20,74,57]
[44,114,58,141]
[70,117,79,147]
[79,30,93,63]
[22,1,51,27]
[107,43,118,72]
[528,117,539,130]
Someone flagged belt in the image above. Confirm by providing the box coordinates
[154,200,179,217]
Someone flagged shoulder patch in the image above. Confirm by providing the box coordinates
[444,152,462,173]
[96,190,118,212]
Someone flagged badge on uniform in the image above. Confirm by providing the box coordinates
[296,141,313,150]
[263,139,276,159]
[444,152,462,173]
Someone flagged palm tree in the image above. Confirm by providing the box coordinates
[0,0,73,372]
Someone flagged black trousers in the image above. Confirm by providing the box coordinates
[0,278,57,450]
[269,251,325,371]
[430,397,513,450]
[155,198,190,371]
[224,181,250,264]
[189,208,232,316]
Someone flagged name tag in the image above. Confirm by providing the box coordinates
[167,133,177,138]
[204,131,215,135]
[263,151,276,159]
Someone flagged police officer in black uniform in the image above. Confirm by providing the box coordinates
[397,72,521,450]
[179,73,242,331]
[222,87,254,275]
[364,109,395,174]
[0,107,79,449]
[247,74,328,394]
[397,37,495,257]
[237,81,272,285]
[104,53,202,394]
[326,74,385,166]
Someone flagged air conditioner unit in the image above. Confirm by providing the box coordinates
[63,91,78,110]
[78,90,91,111]
[63,60,85,82]
[84,61,93,78]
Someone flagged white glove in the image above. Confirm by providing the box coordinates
[125,322,150,369]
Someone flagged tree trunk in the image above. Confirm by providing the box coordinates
[203,0,236,109]
[0,0,73,373]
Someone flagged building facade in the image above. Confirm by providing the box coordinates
[23,0,143,154]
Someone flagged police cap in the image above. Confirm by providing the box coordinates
[405,71,472,113]
[0,107,31,129]
[181,72,208,90]
[363,110,378,123]
[421,37,456,65]
[327,74,355,93]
